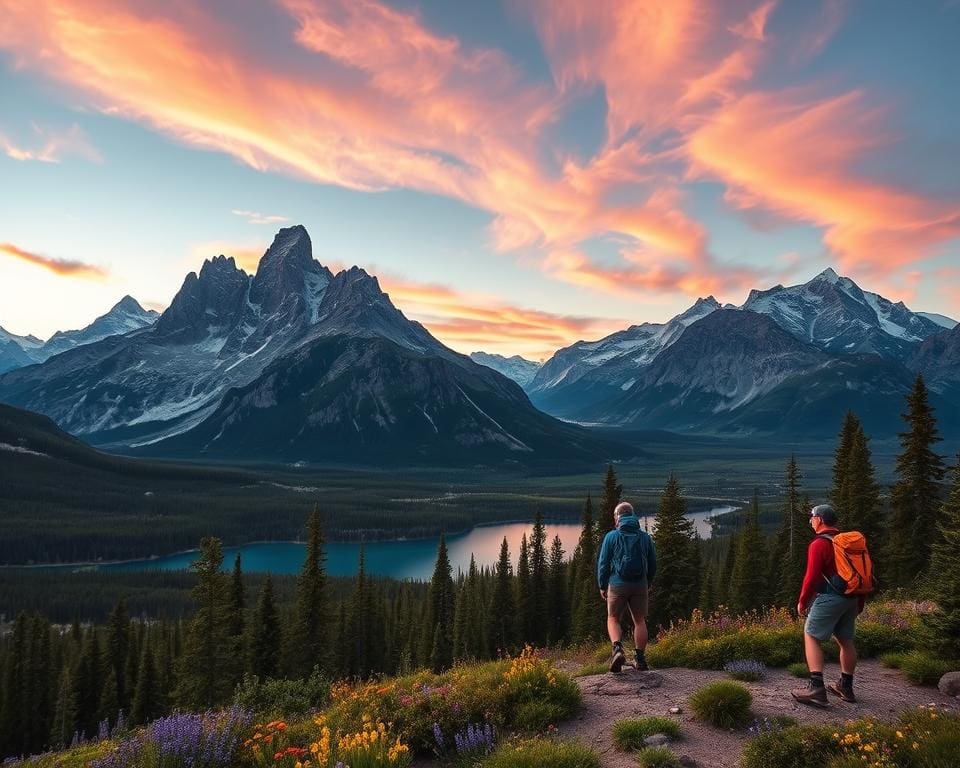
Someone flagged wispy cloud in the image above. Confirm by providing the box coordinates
[0,242,107,278]
[0,123,100,163]
[231,209,290,225]
[0,0,954,308]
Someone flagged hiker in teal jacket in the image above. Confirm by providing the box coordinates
[598,501,657,672]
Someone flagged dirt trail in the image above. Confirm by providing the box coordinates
[555,660,960,768]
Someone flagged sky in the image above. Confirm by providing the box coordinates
[1,0,958,360]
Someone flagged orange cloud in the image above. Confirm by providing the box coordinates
[0,242,107,278]
[686,88,960,275]
[0,123,100,163]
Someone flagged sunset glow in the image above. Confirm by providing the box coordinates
[1,0,957,357]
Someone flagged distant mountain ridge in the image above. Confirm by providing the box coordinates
[0,225,619,465]
[469,352,541,388]
[529,268,959,437]
[0,296,158,373]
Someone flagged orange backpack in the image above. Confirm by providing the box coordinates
[820,532,876,596]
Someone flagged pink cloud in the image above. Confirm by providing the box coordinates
[0,241,107,278]
[0,122,100,163]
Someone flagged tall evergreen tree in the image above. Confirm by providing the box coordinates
[72,627,102,739]
[571,495,605,642]
[131,644,162,726]
[921,455,960,657]
[886,375,946,583]
[487,538,515,653]
[529,510,549,645]
[840,425,883,547]
[546,535,568,645]
[599,465,623,536]
[49,664,75,750]
[176,537,233,709]
[423,535,455,672]
[649,474,697,630]
[291,509,329,675]
[230,554,245,638]
[249,574,282,679]
[104,598,130,711]
[831,411,859,511]
[768,455,809,607]
[729,492,767,615]
[717,532,737,608]
[515,533,531,644]
[347,546,375,679]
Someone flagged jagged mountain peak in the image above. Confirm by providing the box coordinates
[814,266,841,284]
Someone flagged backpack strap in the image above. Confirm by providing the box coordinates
[817,533,841,593]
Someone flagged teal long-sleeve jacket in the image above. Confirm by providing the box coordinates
[597,514,657,590]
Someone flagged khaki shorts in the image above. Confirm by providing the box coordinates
[607,584,648,620]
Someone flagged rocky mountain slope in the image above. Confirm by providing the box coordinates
[0,226,618,465]
[469,352,541,388]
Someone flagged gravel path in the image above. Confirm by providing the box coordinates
[555,660,960,768]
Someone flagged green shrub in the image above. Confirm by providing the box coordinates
[786,662,808,678]
[612,717,681,750]
[740,725,839,768]
[689,681,752,729]
[879,651,905,669]
[233,668,330,717]
[480,738,601,768]
[637,745,681,767]
[855,621,914,657]
[898,650,956,686]
[513,700,572,731]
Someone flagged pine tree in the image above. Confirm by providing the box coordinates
[768,455,809,607]
[649,474,697,630]
[131,644,162,725]
[291,509,329,676]
[487,538,515,653]
[599,465,623,536]
[699,564,716,614]
[831,411,859,512]
[176,537,233,709]
[841,424,883,547]
[70,627,102,739]
[347,546,375,678]
[97,668,120,728]
[886,375,946,583]
[249,574,282,679]
[572,495,605,643]
[515,533,531,644]
[104,598,130,712]
[546,535,568,645]
[717,532,737,608]
[423,535,455,672]
[920,454,960,657]
[49,664,75,750]
[729,492,767,615]
[229,554,246,670]
[529,510,549,645]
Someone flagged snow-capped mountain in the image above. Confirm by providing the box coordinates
[469,352,541,388]
[528,297,720,417]
[742,268,944,360]
[0,326,43,374]
[0,225,617,464]
[39,296,159,360]
[909,322,960,400]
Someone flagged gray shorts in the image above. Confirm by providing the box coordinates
[607,584,648,620]
[804,592,858,642]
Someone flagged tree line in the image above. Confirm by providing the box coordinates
[2,374,958,761]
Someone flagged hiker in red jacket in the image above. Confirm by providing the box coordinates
[791,504,864,708]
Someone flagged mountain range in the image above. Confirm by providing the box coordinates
[0,226,617,465]
[1,232,958,455]
[525,268,959,437]
[0,296,157,373]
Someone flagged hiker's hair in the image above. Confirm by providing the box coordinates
[614,501,634,520]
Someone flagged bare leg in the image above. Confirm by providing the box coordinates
[836,637,857,675]
[804,632,824,673]
[607,613,623,643]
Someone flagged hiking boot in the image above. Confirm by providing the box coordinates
[610,645,626,673]
[634,654,649,672]
[828,680,857,703]
[791,682,829,708]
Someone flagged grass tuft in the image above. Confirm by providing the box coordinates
[612,717,681,750]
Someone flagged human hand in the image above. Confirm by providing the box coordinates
[796,602,805,617]
[600,589,607,601]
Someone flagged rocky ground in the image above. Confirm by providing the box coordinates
[554,660,960,768]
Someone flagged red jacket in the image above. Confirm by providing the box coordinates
[798,529,864,611]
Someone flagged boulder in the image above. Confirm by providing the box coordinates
[643,734,671,747]
[938,671,960,697]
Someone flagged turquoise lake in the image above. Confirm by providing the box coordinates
[91,506,735,580]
